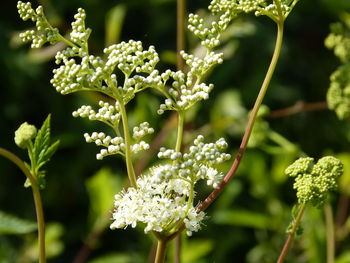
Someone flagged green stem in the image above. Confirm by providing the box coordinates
[154,238,168,263]
[176,0,186,70]
[277,203,306,263]
[0,148,46,263]
[175,111,185,152]
[325,203,335,263]
[118,102,137,188]
[198,20,285,212]
[268,130,296,152]
[173,110,184,263]
[174,0,186,259]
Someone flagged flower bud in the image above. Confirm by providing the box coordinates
[14,122,37,149]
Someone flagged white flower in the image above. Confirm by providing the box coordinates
[110,166,203,235]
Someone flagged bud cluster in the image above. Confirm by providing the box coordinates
[209,0,299,20]
[157,135,230,186]
[17,1,61,48]
[286,156,343,207]
[84,132,125,160]
[325,20,350,120]
[72,101,121,127]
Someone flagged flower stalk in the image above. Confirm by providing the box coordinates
[118,101,137,187]
[199,19,285,212]
[277,203,306,263]
[155,238,169,263]
[0,148,46,263]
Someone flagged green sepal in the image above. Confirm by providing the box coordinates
[23,162,32,188]
[37,173,47,189]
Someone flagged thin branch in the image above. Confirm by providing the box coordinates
[269,101,328,119]
[198,20,285,212]
[276,203,306,263]
[0,148,46,263]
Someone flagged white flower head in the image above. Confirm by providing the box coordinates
[110,165,205,236]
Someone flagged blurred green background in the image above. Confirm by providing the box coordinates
[1,0,350,262]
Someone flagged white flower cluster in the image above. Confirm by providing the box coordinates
[84,132,125,160]
[111,136,230,235]
[51,54,102,95]
[70,8,91,47]
[157,69,217,114]
[17,1,60,48]
[72,100,121,126]
[111,167,205,236]
[157,135,230,186]
[188,12,233,49]
[156,1,238,115]
[132,122,154,140]
[51,39,165,104]
[208,0,297,20]
[103,40,164,103]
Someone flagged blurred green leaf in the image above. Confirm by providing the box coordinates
[210,90,246,136]
[105,4,126,47]
[22,223,64,260]
[45,223,64,257]
[336,152,350,195]
[336,251,350,263]
[88,253,131,263]
[271,153,298,183]
[160,50,177,65]
[213,209,273,230]
[86,167,123,229]
[302,208,326,263]
[182,239,214,263]
[0,211,37,235]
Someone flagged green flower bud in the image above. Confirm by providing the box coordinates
[14,122,37,149]
[286,156,343,207]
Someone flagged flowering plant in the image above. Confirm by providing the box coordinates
[0,0,348,262]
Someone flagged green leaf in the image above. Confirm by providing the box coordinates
[88,253,131,263]
[37,139,60,170]
[105,4,126,47]
[29,114,59,182]
[86,168,124,230]
[0,210,37,234]
[336,251,350,263]
[22,223,64,260]
[182,239,214,263]
[336,152,350,195]
[213,209,274,230]
[33,114,52,166]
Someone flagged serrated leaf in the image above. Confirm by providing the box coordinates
[0,211,37,234]
[33,114,51,167]
[37,139,60,170]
